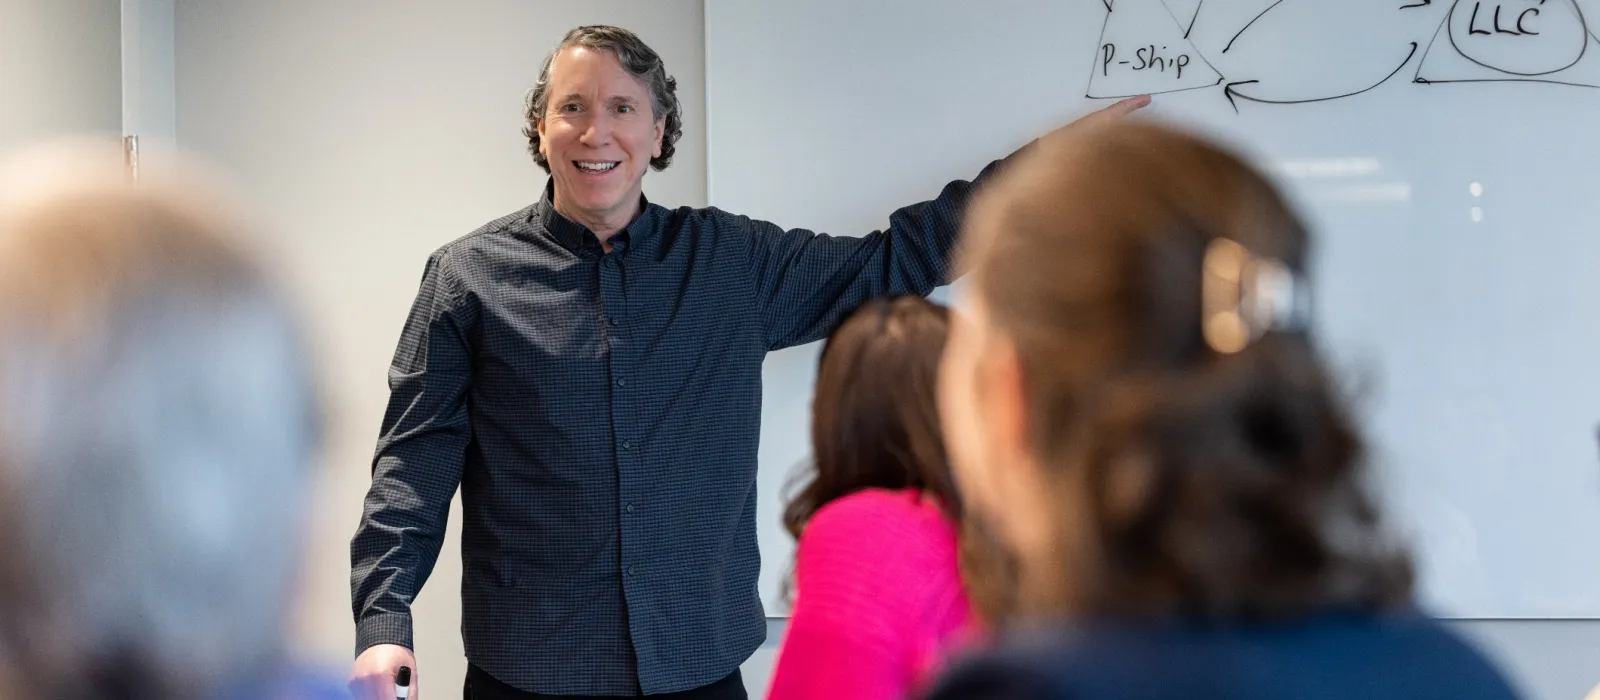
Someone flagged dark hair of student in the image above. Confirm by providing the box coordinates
[782,296,1016,623]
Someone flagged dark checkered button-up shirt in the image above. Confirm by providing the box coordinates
[351,155,1011,695]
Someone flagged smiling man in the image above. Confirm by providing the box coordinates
[348,25,1146,700]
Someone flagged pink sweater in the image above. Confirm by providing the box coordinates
[767,488,977,700]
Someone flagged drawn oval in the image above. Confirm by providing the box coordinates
[1449,0,1589,76]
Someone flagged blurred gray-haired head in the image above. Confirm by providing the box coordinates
[0,138,322,698]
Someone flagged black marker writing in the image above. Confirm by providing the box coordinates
[1134,45,1190,78]
[1469,1,1544,36]
[1088,0,1599,109]
[1101,43,1190,80]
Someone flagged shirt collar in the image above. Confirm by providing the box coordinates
[532,179,658,254]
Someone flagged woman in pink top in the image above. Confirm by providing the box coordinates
[768,296,1012,700]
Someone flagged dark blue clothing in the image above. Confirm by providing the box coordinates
[926,612,1522,700]
[350,156,1011,695]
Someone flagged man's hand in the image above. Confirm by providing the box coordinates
[350,644,419,700]
[1044,94,1153,146]
[1074,94,1153,129]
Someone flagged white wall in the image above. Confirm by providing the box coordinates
[173,0,706,689]
[0,0,121,157]
[121,0,174,144]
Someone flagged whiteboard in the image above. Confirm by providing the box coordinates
[708,0,1600,618]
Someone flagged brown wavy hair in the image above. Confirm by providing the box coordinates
[960,121,1414,622]
[782,296,1016,623]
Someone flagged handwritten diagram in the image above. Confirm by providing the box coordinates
[1416,0,1600,86]
[1089,0,1224,96]
[1088,0,1600,110]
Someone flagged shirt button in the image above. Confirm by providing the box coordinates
[627,565,637,577]
[615,377,627,388]
[621,440,633,451]
[607,316,620,327]
[625,503,635,514]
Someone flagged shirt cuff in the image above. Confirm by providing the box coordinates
[355,612,414,657]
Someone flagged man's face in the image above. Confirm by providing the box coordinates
[536,46,665,228]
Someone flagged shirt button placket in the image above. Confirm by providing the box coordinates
[601,254,642,602]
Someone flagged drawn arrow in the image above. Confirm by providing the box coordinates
[1224,41,1421,112]
[1228,1,1436,54]
[1223,0,1284,53]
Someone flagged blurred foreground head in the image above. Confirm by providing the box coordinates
[937,120,1413,622]
[0,139,321,699]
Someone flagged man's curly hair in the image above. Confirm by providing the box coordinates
[523,26,683,173]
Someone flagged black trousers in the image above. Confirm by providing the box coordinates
[465,665,748,700]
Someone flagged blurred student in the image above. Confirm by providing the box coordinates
[767,296,1014,700]
[926,121,1522,700]
[0,139,341,700]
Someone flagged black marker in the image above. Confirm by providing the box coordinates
[395,666,412,700]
